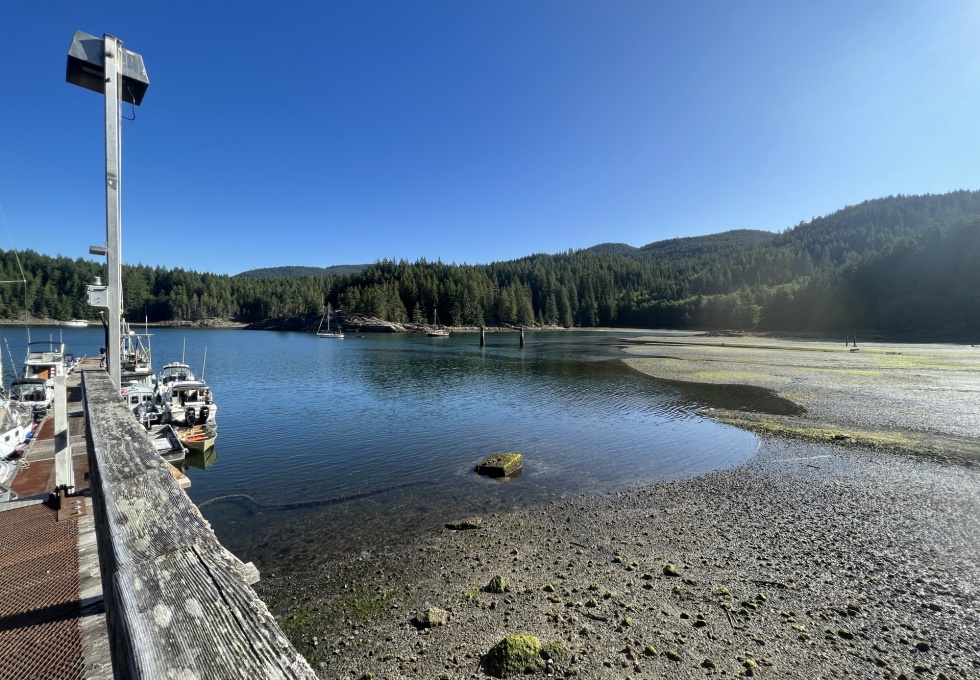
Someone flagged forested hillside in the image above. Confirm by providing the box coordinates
[1,190,978,338]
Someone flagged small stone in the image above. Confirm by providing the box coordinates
[413,607,449,628]
[915,641,930,652]
[701,658,716,669]
[663,563,682,577]
[664,649,682,661]
[643,646,658,657]
[838,628,854,640]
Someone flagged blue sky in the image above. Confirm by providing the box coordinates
[2,1,980,276]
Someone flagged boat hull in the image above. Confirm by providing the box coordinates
[176,425,216,452]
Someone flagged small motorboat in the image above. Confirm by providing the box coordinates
[175,424,217,452]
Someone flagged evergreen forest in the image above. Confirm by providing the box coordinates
[1,190,979,339]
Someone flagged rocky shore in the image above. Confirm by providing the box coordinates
[250,336,980,679]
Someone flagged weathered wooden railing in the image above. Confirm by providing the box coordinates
[82,369,316,679]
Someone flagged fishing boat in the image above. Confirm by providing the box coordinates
[175,424,216,452]
[157,347,217,428]
[426,310,450,337]
[159,361,195,386]
[120,319,157,390]
[316,303,344,339]
[121,384,159,424]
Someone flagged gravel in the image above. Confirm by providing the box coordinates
[253,337,980,679]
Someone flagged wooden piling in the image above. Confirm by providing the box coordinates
[519,327,525,347]
[480,326,485,346]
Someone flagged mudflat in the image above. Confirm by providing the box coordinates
[257,336,980,679]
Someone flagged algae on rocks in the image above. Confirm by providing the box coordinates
[486,634,542,677]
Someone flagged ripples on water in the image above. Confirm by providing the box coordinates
[8,327,757,563]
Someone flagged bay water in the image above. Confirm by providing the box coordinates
[3,327,757,567]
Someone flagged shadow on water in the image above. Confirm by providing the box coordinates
[651,376,805,416]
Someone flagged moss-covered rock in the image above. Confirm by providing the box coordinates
[486,634,542,677]
[486,575,507,593]
[476,453,523,477]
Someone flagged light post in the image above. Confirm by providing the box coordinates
[66,31,149,389]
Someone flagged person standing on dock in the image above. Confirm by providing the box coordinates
[99,346,106,368]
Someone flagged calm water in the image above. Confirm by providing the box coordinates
[2,326,757,566]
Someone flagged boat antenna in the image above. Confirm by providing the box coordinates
[182,337,186,364]
[200,346,207,381]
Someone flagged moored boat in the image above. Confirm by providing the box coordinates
[159,361,195,385]
[175,424,216,452]
[23,340,68,383]
[0,400,32,460]
[60,319,89,328]
[426,310,450,337]
[8,378,53,420]
[147,424,187,466]
[317,303,344,339]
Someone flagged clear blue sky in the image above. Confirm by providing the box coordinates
[2,1,980,276]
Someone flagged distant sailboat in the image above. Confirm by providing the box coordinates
[317,303,344,339]
[426,310,449,337]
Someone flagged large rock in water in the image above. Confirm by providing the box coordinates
[476,452,523,477]
[486,634,542,677]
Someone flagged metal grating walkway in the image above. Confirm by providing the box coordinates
[0,503,84,680]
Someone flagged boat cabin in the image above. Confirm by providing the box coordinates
[23,341,67,383]
[159,362,194,386]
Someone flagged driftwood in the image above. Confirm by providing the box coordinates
[82,369,315,679]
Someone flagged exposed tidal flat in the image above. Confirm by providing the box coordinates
[248,334,980,679]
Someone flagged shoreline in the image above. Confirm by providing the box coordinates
[251,336,980,678]
[257,439,980,679]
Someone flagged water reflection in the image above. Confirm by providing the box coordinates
[184,446,218,470]
[26,327,761,565]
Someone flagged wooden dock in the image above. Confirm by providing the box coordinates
[0,359,315,678]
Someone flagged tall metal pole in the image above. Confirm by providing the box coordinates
[104,35,122,389]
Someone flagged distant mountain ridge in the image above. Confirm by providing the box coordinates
[235,264,368,279]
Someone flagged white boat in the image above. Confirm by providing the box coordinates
[0,400,32,460]
[157,349,217,428]
[23,339,68,383]
[8,378,53,420]
[0,349,33,460]
[121,383,160,425]
[60,319,89,327]
[317,303,344,339]
[426,310,450,337]
[159,361,195,386]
